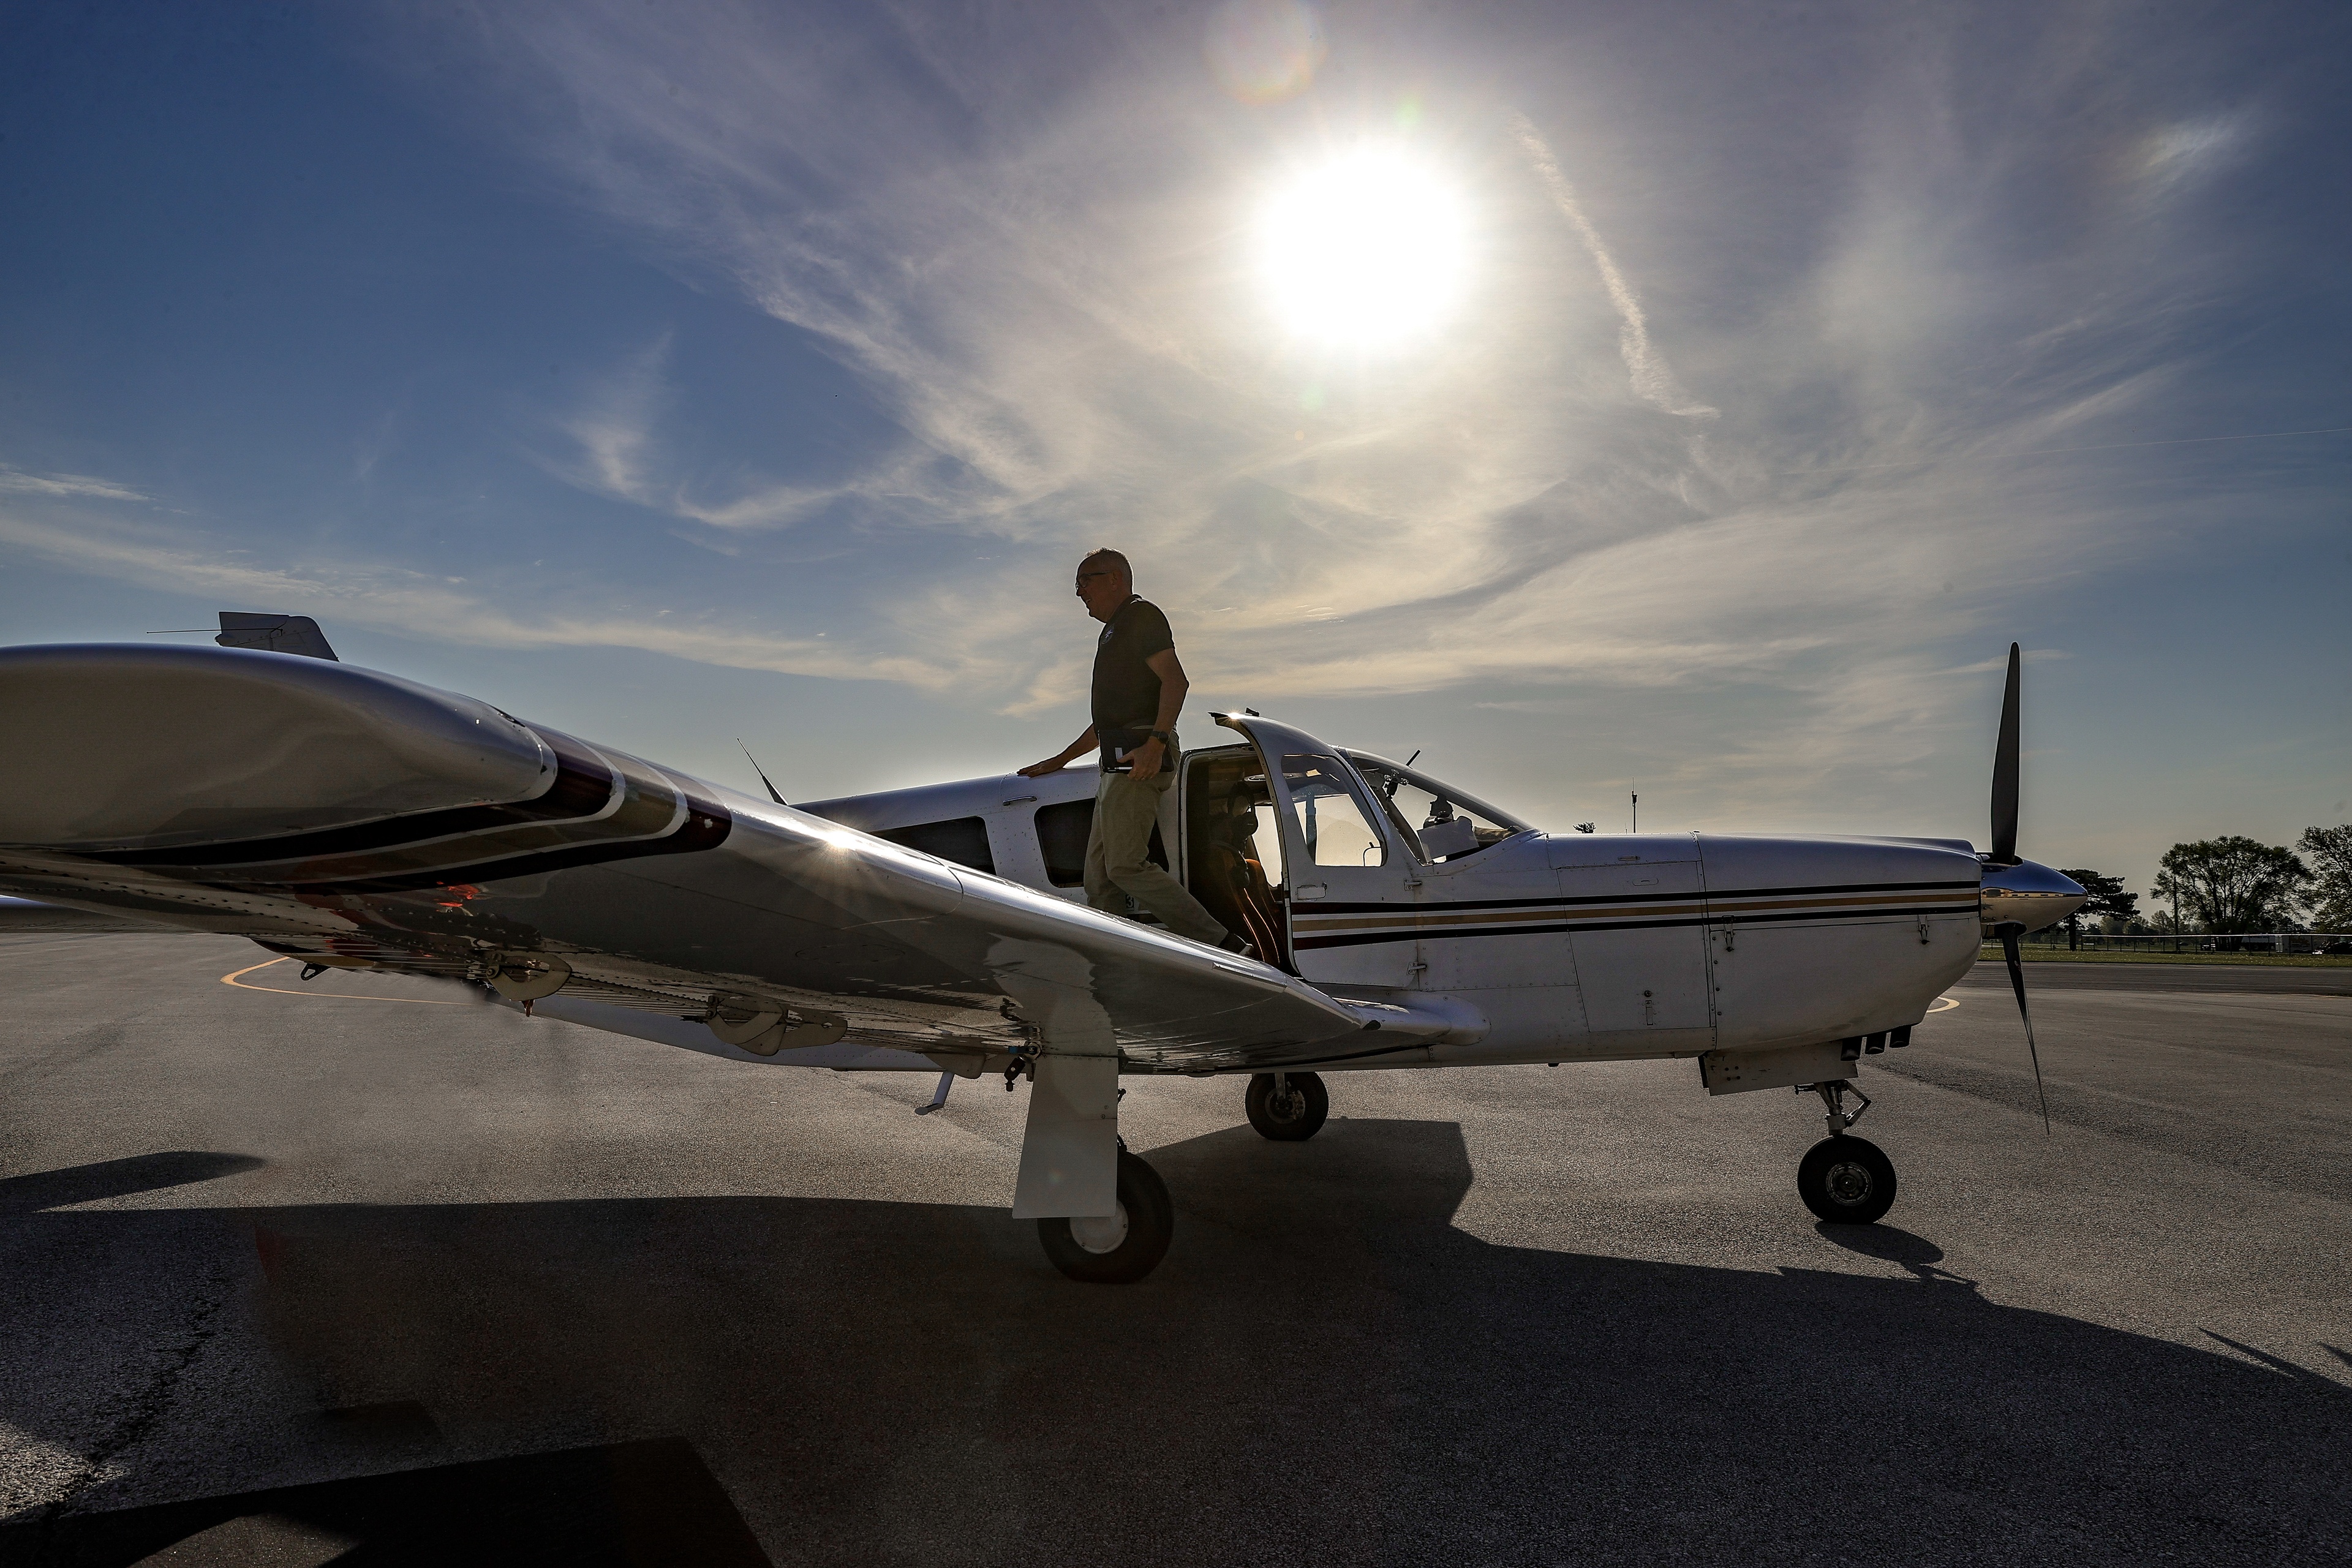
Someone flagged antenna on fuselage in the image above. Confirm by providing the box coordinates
[736,739,786,806]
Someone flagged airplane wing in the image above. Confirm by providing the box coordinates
[0,644,1469,1079]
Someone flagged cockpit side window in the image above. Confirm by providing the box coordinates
[1278,753,1388,868]
[1346,755,1529,863]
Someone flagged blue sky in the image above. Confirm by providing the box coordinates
[2,0,2345,903]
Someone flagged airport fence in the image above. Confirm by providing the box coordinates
[1986,930,2352,957]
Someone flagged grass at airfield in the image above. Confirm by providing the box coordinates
[1980,946,2352,968]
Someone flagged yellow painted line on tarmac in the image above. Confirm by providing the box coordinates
[221,956,466,1005]
[1928,995,1959,1013]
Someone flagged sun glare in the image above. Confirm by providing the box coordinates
[1254,147,1469,350]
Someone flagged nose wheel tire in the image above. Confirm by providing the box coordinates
[1037,1150,1175,1284]
[1798,1135,1898,1225]
[1245,1071,1329,1141]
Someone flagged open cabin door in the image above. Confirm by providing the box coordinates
[1176,736,1292,971]
[1201,713,1425,990]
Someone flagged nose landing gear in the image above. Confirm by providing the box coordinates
[1245,1071,1329,1140]
[1794,1079,1898,1224]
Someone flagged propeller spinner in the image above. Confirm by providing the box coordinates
[1975,643,2088,1133]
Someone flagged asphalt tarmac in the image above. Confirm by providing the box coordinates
[2,936,2348,1566]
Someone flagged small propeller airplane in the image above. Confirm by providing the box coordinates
[0,620,2083,1282]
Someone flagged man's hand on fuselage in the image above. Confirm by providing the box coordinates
[1019,723,1098,778]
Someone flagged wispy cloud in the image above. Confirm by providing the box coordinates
[8,0,2305,819]
[1507,112,1716,420]
[532,334,943,532]
[0,467,149,503]
[0,506,961,689]
[551,334,671,505]
[2138,113,2252,195]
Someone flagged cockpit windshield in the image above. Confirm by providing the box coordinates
[1345,753,1531,863]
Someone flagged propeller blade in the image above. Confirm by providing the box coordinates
[1996,922,2051,1134]
[1989,642,2021,864]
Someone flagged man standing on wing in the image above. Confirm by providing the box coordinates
[1019,549,1253,957]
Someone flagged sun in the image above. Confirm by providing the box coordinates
[1253,146,1471,350]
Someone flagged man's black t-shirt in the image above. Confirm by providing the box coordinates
[1091,596,1175,760]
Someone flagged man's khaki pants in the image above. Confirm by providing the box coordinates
[1084,760,1231,946]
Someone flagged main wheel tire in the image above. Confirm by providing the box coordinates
[1037,1150,1175,1284]
[1798,1135,1898,1224]
[1245,1071,1329,1141]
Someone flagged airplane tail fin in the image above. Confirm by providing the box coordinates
[215,612,337,661]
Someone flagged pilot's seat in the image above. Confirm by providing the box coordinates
[1197,790,1284,967]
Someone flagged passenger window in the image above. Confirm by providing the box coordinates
[1280,754,1387,868]
[872,816,995,875]
[1033,800,1093,887]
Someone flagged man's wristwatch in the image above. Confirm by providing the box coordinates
[1144,729,1174,746]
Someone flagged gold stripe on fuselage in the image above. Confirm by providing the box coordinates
[1291,902,1707,933]
[1705,889,1969,911]
[1290,886,1972,935]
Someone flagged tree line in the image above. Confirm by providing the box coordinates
[2057,824,2352,938]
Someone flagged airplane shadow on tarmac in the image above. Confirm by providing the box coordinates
[0,1151,266,1217]
[4,1119,2349,1566]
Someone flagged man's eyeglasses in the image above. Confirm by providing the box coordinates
[1075,571,1114,585]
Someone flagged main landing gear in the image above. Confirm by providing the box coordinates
[1021,1065,1327,1284]
[1246,1071,1329,1140]
[1795,1079,1898,1225]
[1036,1149,1174,1284]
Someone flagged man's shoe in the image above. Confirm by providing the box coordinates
[1219,933,1261,962]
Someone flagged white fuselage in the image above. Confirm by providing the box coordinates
[799,758,1986,1071]
[0,646,2066,1083]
